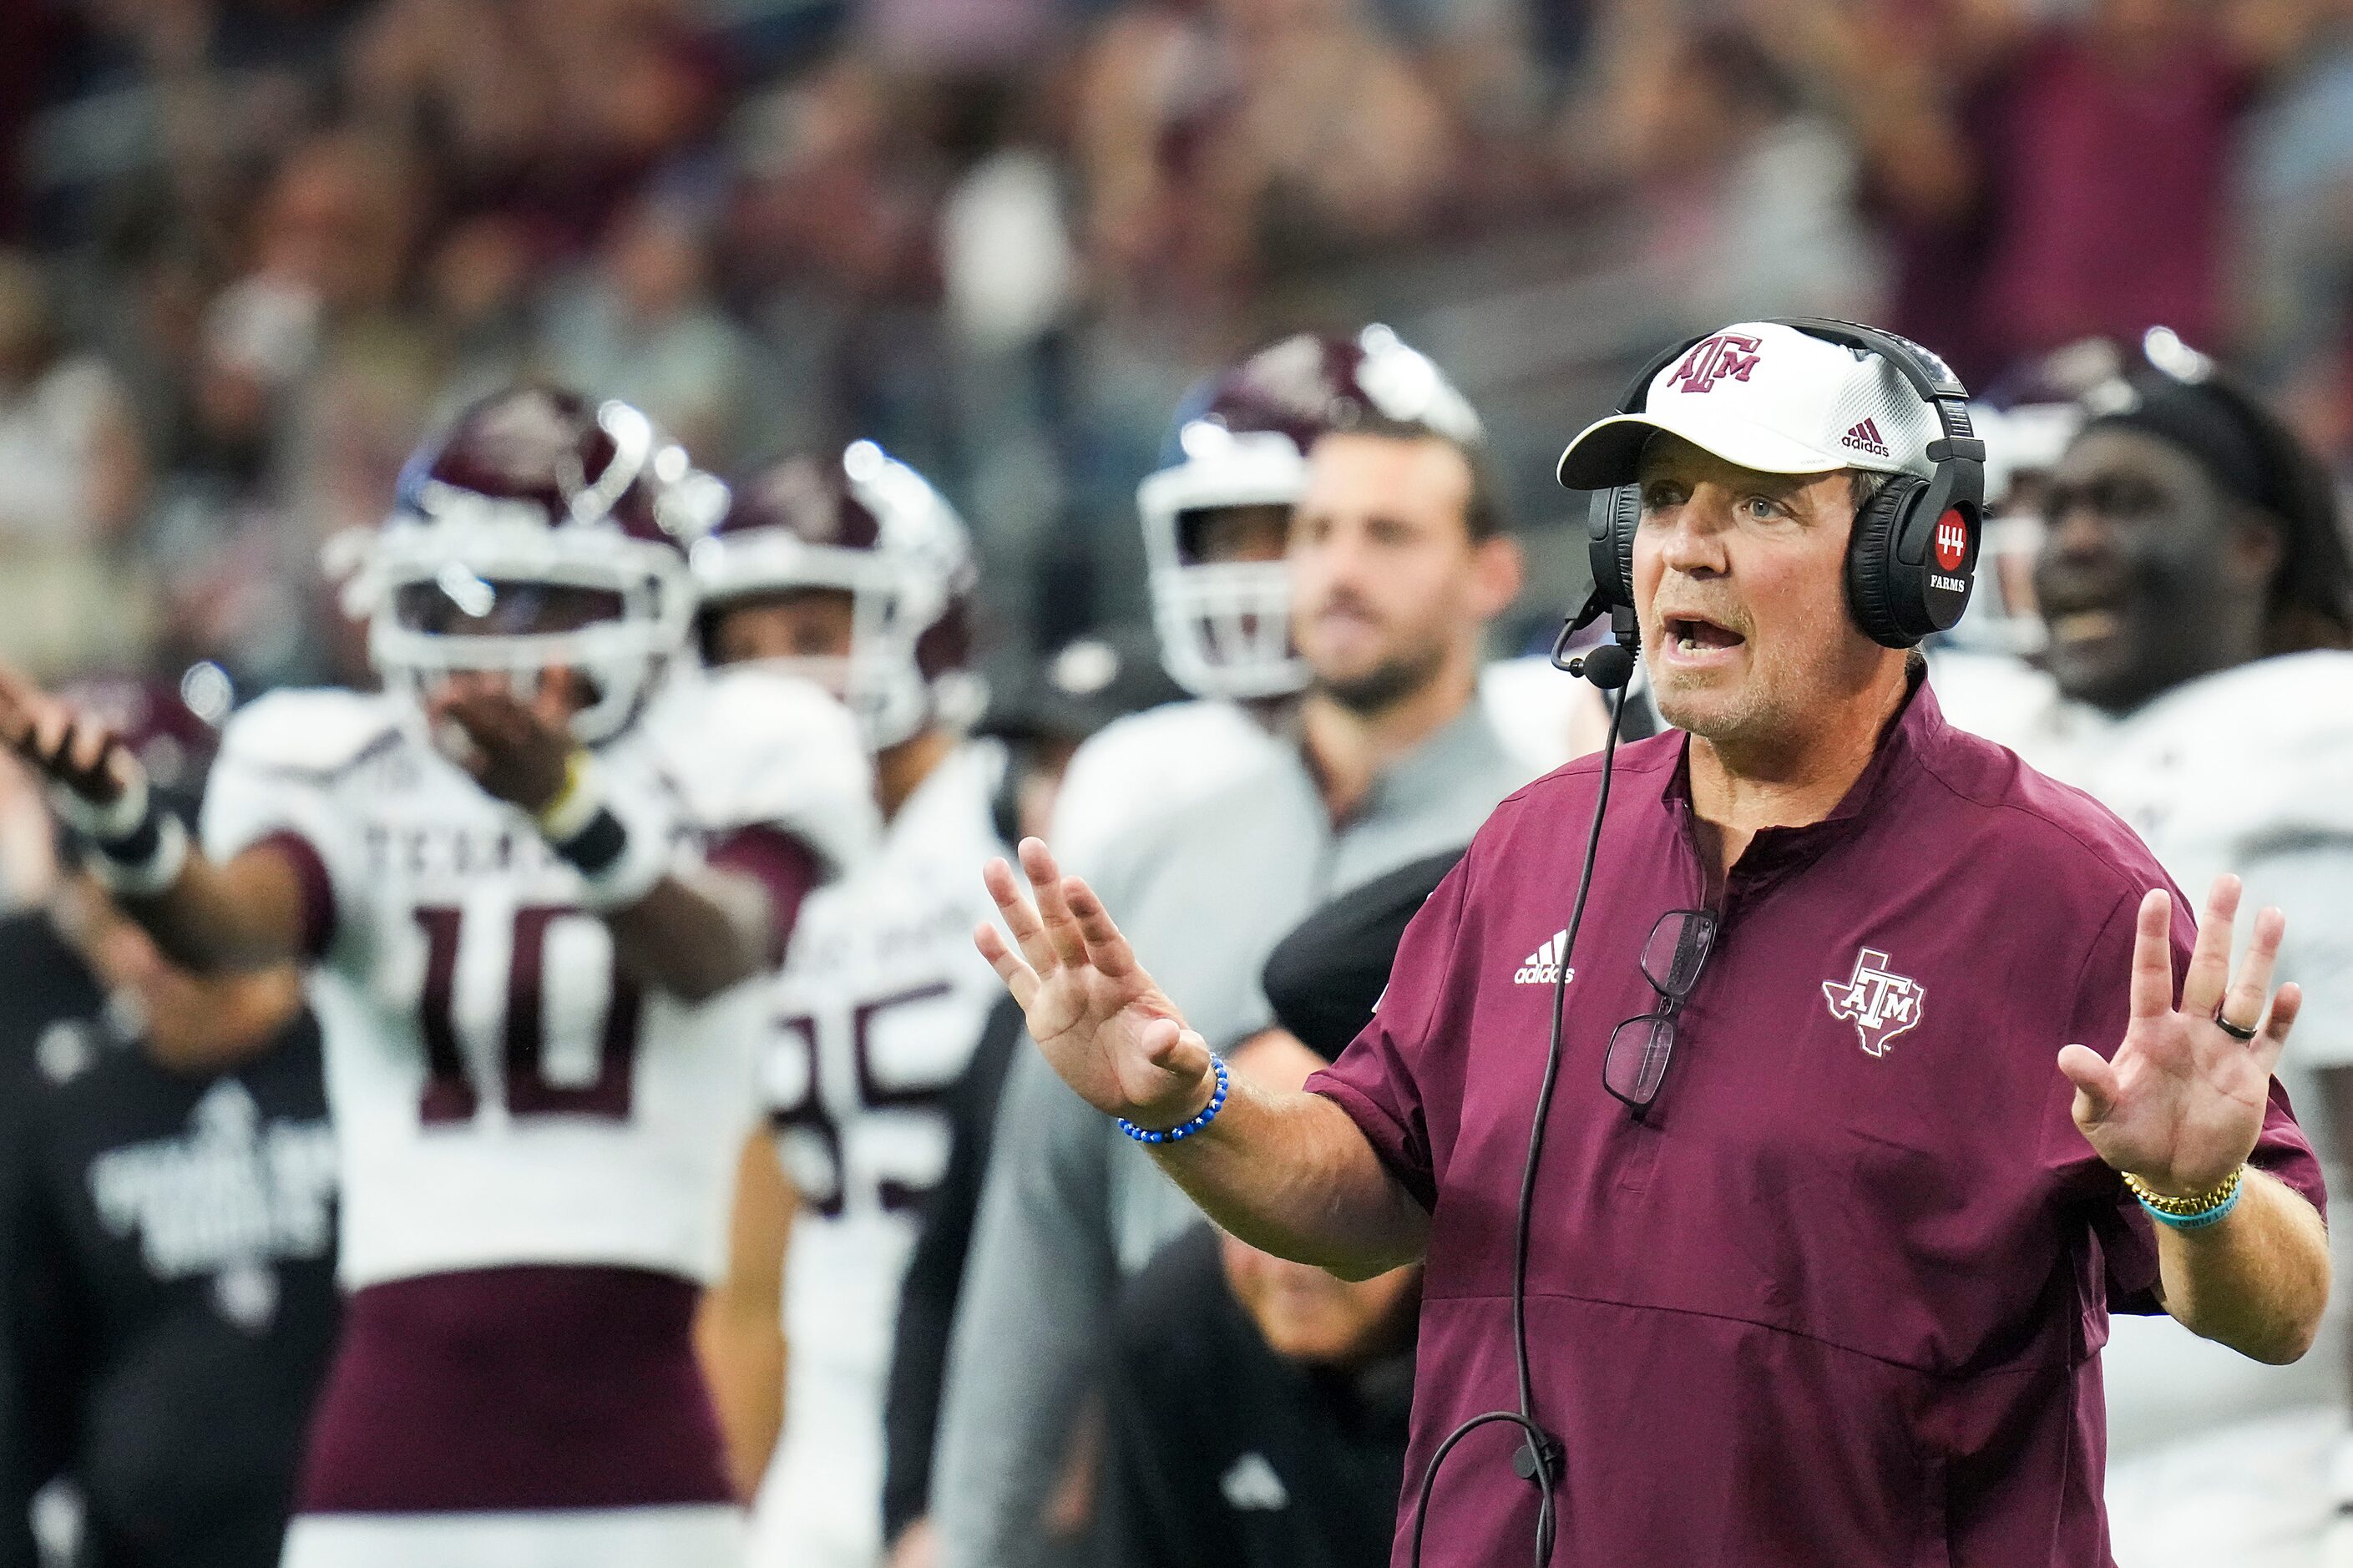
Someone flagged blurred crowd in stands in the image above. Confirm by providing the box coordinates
[6,4,2353,1567]
[2,0,2350,708]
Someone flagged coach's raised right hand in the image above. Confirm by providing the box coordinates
[976,837,1217,1130]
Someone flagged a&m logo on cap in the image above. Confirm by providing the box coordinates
[1667,332,1763,394]
[1824,948,1924,1059]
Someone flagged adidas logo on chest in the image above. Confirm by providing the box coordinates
[1515,932,1574,986]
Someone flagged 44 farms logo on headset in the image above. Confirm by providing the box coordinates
[1934,511,1968,572]
[1823,948,1924,1058]
[1926,508,1972,598]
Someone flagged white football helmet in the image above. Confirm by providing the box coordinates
[1138,325,1483,701]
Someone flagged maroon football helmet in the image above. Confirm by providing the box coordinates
[345,385,727,741]
[690,443,980,751]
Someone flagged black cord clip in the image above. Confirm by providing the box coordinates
[1511,1431,1565,1488]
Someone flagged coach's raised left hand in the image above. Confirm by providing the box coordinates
[2058,874,2298,1200]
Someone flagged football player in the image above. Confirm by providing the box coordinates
[0,386,877,1568]
[1925,331,2353,1565]
[687,443,1010,1568]
[1055,326,1601,881]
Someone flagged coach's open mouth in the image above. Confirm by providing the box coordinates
[1664,615,1745,655]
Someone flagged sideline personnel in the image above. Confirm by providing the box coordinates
[975,321,2330,1565]
[931,334,1529,1568]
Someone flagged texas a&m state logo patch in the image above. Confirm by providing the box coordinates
[1823,948,1923,1059]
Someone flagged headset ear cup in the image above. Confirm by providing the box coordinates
[1845,475,1925,649]
[1586,484,1642,609]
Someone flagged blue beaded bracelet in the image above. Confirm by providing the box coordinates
[1118,1055,1228,1146]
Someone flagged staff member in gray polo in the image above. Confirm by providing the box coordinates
[928,336,1532,1568]
[975,321,2329,1566]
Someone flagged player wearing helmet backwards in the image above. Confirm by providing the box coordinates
[0,386,878,1568]
[686,443,1012,1568]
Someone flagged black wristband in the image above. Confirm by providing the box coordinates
[550,806,630,878]
[90,796,164,865]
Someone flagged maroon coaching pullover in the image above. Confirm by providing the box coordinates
[1308,675,2323,1568]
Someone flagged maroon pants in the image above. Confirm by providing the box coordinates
[297,1264,734,1515]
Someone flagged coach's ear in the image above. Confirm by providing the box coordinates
[1471,533,1525,621]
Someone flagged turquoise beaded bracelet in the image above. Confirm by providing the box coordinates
[1118,1055,1228,1146]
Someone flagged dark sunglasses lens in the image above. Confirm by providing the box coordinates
[1605,1014,1676,1106]
[1641,911,1717,995]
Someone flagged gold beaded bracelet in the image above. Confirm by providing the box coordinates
[2121,1164,2244,1218]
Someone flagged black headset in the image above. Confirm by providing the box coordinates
[1581,317,1986,649]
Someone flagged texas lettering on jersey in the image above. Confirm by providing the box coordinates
[200,669,875,1290]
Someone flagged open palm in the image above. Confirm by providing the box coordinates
[975,838,1216,1130]
[2057,876,2299,1198]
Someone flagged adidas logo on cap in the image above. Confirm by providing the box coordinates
[1515,933,1576,986]
[1841,418,1890,458]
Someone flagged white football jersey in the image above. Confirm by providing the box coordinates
[752,739,1012,1568]
[1931,647,2353,1457]
[201,666,877,1290]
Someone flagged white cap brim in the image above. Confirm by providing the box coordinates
[1556,410,1850,491]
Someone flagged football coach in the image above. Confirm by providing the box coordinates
[973,321,2330,1567]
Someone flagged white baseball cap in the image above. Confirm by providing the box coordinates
[1557,321,1942,491]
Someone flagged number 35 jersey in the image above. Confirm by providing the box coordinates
[200,667,878,1292]
[757,739,1010,1554]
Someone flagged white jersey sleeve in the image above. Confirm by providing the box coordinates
[1047,700,1279,883]
[645,665,878,876]
[201,688,403,954]
[2079,652,2353,1070]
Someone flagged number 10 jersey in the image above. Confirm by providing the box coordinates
[200,668,878,1292]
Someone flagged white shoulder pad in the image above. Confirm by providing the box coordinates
[215,688,404,780]
[649,667,879,878]
[1925,650,2077,768]
[1478,655,1607,774]
[1049,700,1279,880]
[2096,651,2353,855]
[204,688,394,867]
